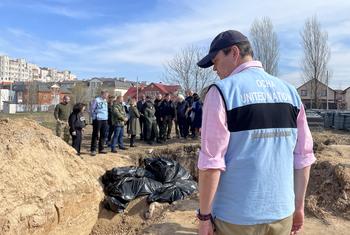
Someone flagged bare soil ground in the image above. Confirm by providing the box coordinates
[87,127,350,235]
[1,117,349,235]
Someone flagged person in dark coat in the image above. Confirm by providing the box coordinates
[159,93,175,140]
[185,90,194,136]
[137,94,146,140]
[154,93,163,132]
[68,103,87,156]
[190,93,202,139]
[128,97,140,147]
[106,95,116,146]
[173,99,180,138]
[144,99,160,145]
[176,94,190,138]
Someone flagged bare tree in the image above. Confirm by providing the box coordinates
[250,17,279,76]
[26,81,38,112]
[163,45,217,94]
[70,82,90,104]
[301,16,330,109]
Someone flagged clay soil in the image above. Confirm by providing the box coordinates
[1,118,349,235]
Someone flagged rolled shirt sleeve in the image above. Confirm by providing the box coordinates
[293,103,317,169]
[198,86,230,171]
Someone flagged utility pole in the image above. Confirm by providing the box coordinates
[136,76,139,101]
[326,70,329,110]
[9,81,13,102]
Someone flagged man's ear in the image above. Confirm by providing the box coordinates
[231,45,240,57]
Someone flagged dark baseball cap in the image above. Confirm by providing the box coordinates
[197,30,249,68]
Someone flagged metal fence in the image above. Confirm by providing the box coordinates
[16,104,52,112]
[318,110,350,131]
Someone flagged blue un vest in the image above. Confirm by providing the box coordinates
[92,97,108,121]
[212,66,302,225]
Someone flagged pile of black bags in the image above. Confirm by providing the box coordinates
[102,157,198,213]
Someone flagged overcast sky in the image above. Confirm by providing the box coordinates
[0,0,349,89]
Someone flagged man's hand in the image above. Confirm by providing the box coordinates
[58,119,66,124]
[198,220,214,235]
[72,131,76,136]
[292,166,311,235]
[290,209,304,235]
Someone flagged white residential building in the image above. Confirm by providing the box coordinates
[0,55,76,82]
[40,67,50,81]
[0,89,15,111]
[0,55,10,81]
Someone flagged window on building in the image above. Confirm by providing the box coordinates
[301,90,308,96]
[321,90,327,97]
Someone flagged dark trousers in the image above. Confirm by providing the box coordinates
[139,116,145,139]
[156,118,162,138]
[126,120,130,134]
[130,134,136,146]
[160,116,173,139]
[90,119,108,152]
[178,117,188,138]
[174,120,180,137]
[71,129,82,154]
[146,121,159,142]
[187,117,194,136]
[111,126,125,150]
[107,124,115,143]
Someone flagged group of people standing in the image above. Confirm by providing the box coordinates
[54,90,203,156]
[136,91,203,144]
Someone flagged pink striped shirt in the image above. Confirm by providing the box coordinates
[198,61,316,171]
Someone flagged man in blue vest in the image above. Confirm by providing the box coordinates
[196,30,316,235]
[90,90,109,156]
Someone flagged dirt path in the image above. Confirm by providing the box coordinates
[91,195,350,235]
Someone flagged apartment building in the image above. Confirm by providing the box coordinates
[0,55,76,82]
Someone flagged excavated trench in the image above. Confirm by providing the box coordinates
[90,144,201,235]
[137,144,200,180]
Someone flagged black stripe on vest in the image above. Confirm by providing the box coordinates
[227,103,300,132]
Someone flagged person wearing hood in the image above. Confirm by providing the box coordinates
[68,103,86,156]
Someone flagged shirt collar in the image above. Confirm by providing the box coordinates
[232,60,263,75]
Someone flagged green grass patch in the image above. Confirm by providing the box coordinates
[0,112,56,131]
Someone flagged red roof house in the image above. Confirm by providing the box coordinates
[124,83,181,100]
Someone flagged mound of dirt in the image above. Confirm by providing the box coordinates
[312,131,350,153]
[306,132,350,223]
[0,118,103,235]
